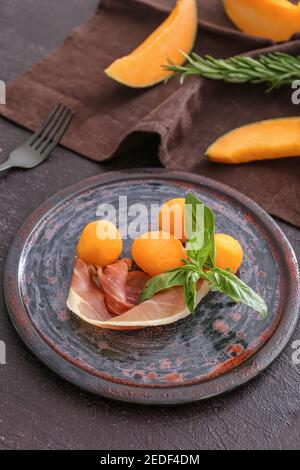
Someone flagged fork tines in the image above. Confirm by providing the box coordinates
[29,103,74,154]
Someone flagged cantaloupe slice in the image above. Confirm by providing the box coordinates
[206,117,300,164]
[223,0,300,42]
[105,0,198,88]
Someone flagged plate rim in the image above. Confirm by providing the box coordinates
[4,168,300,405]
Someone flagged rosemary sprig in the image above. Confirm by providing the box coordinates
[166,51,300,91]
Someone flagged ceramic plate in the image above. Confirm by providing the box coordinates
[4,170,300,404]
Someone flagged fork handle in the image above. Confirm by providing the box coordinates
[0,161,13,173]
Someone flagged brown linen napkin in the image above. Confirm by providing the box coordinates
[0,0,299,226]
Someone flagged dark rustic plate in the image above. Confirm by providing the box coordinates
[4,170,300,404]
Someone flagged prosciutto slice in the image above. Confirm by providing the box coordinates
[67,258,210,330]
[69,258,111,321]
[98,259,150,315]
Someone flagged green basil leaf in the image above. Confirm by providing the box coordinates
[204,205,215,267]
[185,193,204,259]
[205,267,268,318]
[185,193,215,268]
[184,271,200,314]
[196,231,213,267]
[139,267,187,303]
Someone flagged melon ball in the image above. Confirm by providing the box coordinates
[214,233,244,274]
[76,220,122,267]
[159,198,186,241]
[131,231,186,277]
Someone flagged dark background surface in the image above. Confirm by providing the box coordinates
[0,0,299,450]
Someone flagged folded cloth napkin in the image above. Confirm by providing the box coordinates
[1,0,300,226]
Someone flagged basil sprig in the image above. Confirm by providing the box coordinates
[139,194,268,318]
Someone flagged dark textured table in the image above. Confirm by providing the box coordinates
[0,0,299,451]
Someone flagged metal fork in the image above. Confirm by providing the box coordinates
[0,103,74,173]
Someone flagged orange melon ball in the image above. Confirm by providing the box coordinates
[214,233,244,274]
[131,231,186,277]
[159,198,185,241]
[77,220,122,267]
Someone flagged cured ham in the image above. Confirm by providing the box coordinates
[98,259,150,315]
[69,258,111,321]
[67,258,210,330]
[126,271,151,305]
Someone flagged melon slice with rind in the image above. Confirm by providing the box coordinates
[206,117,300,164]
[223,0,300,42]
[105,0,198,88]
